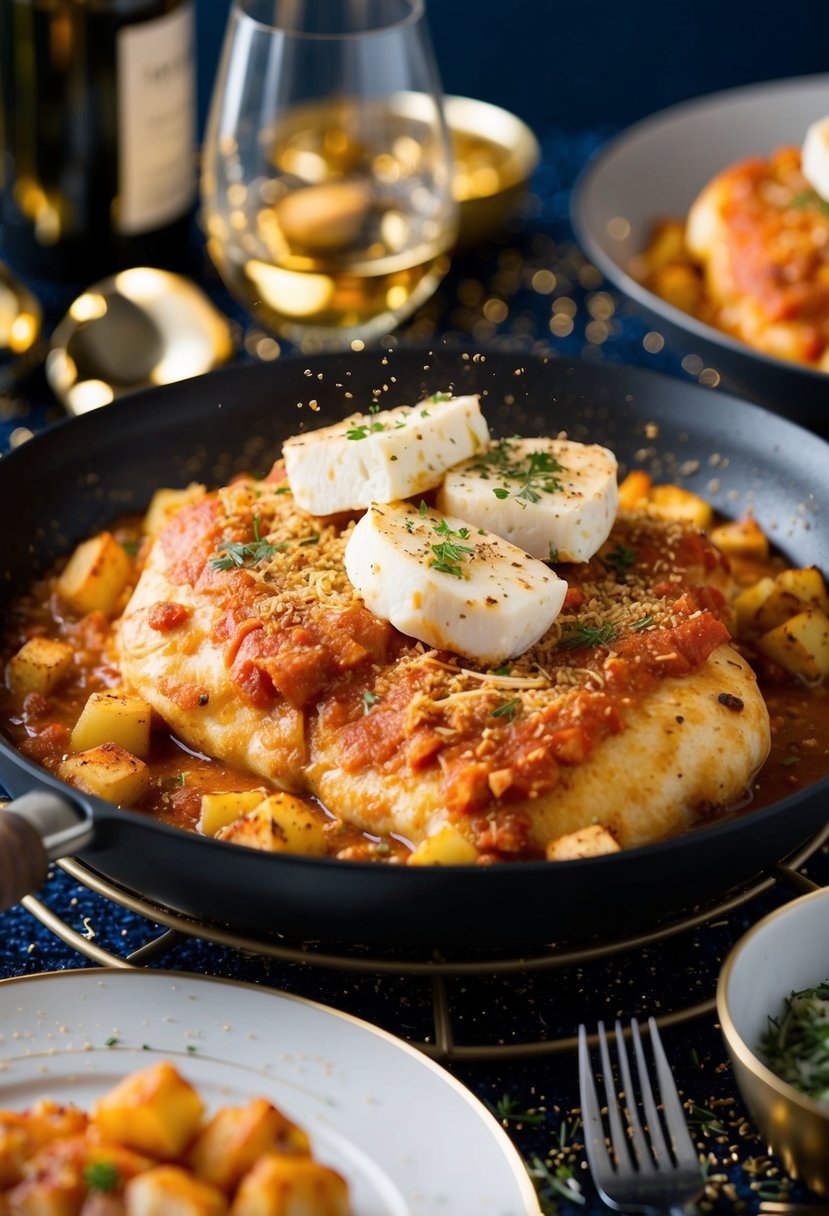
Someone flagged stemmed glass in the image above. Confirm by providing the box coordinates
[201,0,458,351]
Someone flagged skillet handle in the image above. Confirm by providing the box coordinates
[0,791,94,910]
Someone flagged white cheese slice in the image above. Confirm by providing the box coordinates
[802,115,829,202]
[282,394,489,516]
[436,436,618,563]
[344,500,567,664]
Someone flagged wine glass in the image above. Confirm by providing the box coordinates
[201,0,458,351]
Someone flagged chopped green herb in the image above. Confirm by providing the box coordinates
[346,420,385,440]
[177,772,187,786]
[559,621,618,650]
[492,698,520,721]
[687,1102,728,1137]
[83,1161,121,1193]
[790,190,829,217]
[528,1154,585,1209]
[273,485,292,495]
[373,840,391,856]
[782,755,801,767]
[405,518,414,533]
[142,1043,152,1050]
[430,539,475,578]
[494,1094,545,1126]
[490,666,512,677]
[419,500,428,517]
[121,539,140,559]
[603,543,636,577]
[547,545,559,563]
[428,391,452,403]
[433,518,470,540]
[472,439,565,505]
[104,1035,118,1048]
[209,516,278,571]
[631,614,654,632]
[186,1044,198,1053]
[362,690,381,715]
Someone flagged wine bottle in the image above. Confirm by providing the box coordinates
[0,0,196,282]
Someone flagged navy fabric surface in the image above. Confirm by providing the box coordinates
[0,123,827,1213]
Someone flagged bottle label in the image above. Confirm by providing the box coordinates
[116,3,196,235]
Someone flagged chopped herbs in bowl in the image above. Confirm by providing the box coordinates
[761,982,829,1103]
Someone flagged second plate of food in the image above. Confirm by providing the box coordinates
[571,73,829,429]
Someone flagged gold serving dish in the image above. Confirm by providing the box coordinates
[444,95,540,250]
[717,885,829,1195]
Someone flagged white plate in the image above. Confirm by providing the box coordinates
[571,74,829,421]
[0,969,539,1216]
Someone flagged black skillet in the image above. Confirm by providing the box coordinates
[1,347,828,949]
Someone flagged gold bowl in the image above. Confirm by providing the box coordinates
[444,95,540,250]
[717,886,829,1194]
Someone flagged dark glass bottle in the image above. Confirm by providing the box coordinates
[0,0,196,282]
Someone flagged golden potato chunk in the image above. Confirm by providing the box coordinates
[125,1165,227,1216]
[546,823,621,861]
[93,1062,204,1160]
[56,532,132,618]
[408,825,478,866]
[709,515,769,560]
[198,791,267,838]
[5,1169,86,1215]
[230,1154,350,1216]
[6,636,74,697]
[776,566,829,615]
[617,469,652,512]
[216,795,327,856]
[70,691,152,758]
[143,485,206,539]
[648,484,714,528]
[59,743,150,807]
[188,1099,309,1193]
[757,609,829,681]
[733,577,776,635]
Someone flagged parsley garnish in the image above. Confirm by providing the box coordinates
[362,690,381,715]
[490,665,512,676]
[603,543,636,577]
[83,1161,121,1193]
[547,545,559,563]
[494,1094,545,1126]
[473,439,565,505]
[177,772,187,786]
[528,1154,585,1210]
[346,420,385,440]
[790,190,829,217]
[419,500,428,517]
[559,622,618,649]
[104,1035,118,1047]
[782,755,801,767]
[210,516,278,571]
[428,391,452,403]
[433,518,470,539]
[430,538,475,578]
[492,698,520,721]
[121,539,140,559]
[631,614,654,631]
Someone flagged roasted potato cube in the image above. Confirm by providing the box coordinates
[198,791,267,838]
[143,485,206,539]
[125,1165,227,1216]
[5,1171,86,1216]
[649,484,714,528]
[188,1099,309,1193]
[59,743,150,807]
[757,609,829,681]
[230,1154,350,1216]
[640,219,687,270]
[93,1062,204,1160]
[216,795,327,856]
[408,825,478,866]
[733,577,776,635]
[56,532,132,618]
[709,515,769,560]
[6,636,74,697]
[546,823,621,861]
[776,566,829,615]
[617,469,652,512]
[70,691,152,758]
[0,1116,30,1188]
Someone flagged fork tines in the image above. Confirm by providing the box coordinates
[579,1017,699,1181]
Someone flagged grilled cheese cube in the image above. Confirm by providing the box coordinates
[70,691,152,758]
[230,1154,350,1216]
[59,743,150,807]
[143,484,206,539]
[188,1099,310,1193]
[56,532,132,618]
[648,484,713,528]
[6,636,74,696]
[93,1063,204,1160]
[198,791,268,838]
[757,608,829,681]
[408,825,478,866]
[546,823,621,861]
[216,795,327,856]
[125,1165,227,1216]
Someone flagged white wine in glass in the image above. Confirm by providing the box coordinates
[201,0,458,350]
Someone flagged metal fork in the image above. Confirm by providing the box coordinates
[578,1017,703,1215]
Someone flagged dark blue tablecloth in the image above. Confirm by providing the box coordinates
[1,126,825,1215]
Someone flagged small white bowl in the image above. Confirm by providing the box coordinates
[718,885,829,1194]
